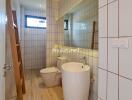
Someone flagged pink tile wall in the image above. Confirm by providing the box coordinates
[98,0,132,100]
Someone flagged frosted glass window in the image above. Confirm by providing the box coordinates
[25,15,46,29]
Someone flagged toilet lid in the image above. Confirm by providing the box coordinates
[40,67,60,73]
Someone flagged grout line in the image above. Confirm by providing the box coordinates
[118,48,119,100]
[108,0,118,6]
[118,0,120,99]
[106,0,109,99]
[98,67,132,81]
[119,36,132,37]
[98,4,108,9]
[99,0,118,9]
[99,37,119,38]
[99,36,132,38]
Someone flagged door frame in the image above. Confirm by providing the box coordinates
[0,0,6,100]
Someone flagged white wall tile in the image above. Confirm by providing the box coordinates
[99,38,107,70]
[99,6,107,37]
[98,69,107,100]
[99,0,107,8]
[20,7,46,69]
[120,0,132,36]
[108,38,118,73]
[119,37,132,79]
[107,72,118,100]
[108,1,118,37]
[92,58,98,68]
[98,97,102,100]
[46,0,64,66]
[99,0,132,99]
[108,0,116,3]
[119,77,132,100]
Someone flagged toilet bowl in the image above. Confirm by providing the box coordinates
[40,67,61,87]
[40,57,67,87]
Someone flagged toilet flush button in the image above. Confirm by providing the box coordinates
[112,38,129,49]
[119,38,129,49]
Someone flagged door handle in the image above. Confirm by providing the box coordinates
[3,64,12,70]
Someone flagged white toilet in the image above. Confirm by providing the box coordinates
[40,57,67,87]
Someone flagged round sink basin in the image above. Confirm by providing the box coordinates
[62,62,90,72]
[62,62,90,100]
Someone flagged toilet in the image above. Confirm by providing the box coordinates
[40,57,67,87]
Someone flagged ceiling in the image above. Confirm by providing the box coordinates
[20,0,46,10]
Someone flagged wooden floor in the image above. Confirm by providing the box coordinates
[23,69,64,100]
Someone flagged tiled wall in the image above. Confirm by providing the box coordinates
[46,0,64,67]
[20,7,46,69]
[98,0,132,100]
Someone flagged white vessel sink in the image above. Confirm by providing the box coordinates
[62,62,90,100]
[62,62,89,72]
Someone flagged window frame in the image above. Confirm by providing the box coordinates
[25,15,46,29]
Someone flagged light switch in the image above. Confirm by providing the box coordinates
[112,38,129,49]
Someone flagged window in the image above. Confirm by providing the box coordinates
[25,15,46,29]
[64,20,68,30]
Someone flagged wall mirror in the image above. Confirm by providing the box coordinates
[63,0,98,50]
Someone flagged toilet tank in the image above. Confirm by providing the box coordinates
[57,57,67,70]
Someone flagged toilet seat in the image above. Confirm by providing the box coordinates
[40,67,60,74]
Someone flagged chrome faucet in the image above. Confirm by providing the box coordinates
[80,56,87,65]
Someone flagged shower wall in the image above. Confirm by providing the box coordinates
[20,7,46,69]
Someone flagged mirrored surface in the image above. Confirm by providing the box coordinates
[64,0,98,49]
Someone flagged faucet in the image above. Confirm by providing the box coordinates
[80,56,87,65]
